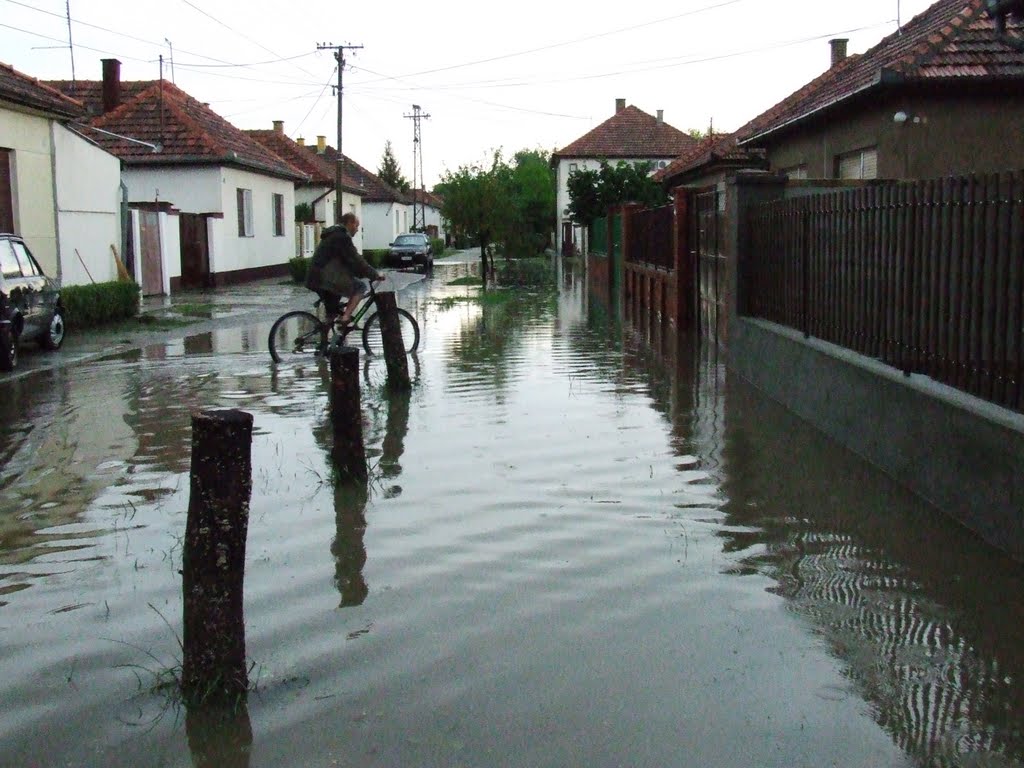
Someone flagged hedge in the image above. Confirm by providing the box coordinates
[61,281,141,328]
[289,255,309,283]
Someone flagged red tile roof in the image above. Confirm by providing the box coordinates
[554,105,697,159]
[737,0,1024,145]
[0,62,84,119]
[46,79,303,180]
[411,188,443,208]
[653,133,767,184]
[245,130,366,194]
[315,147,413,204]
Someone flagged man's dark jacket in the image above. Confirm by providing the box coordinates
[305,225,379,296]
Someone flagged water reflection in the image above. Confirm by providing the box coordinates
[185,701,253,768]
[331,481,368,608]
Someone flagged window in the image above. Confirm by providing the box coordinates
[781,165,808,180]
[272,193,285,237]
[836,147,878,180]
[1,241,20,278]
[569,163,578,172]
[0,149,12,233]
[9,241,38,276]
[236,188,253,237]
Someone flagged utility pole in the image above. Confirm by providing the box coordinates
[318,42,363,225]
[404,104,430,231]
[65,0,76,85]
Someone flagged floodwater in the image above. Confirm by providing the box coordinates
[1,261,1023,768]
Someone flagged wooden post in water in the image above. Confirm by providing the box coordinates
[182,409,254,704]
[329,345,368,482]
[375,291,411,391]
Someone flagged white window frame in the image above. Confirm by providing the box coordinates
[237,188,254,237]
[836,147,878,180]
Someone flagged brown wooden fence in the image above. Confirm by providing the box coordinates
[746,172,1024,413]
[629,205,674,270]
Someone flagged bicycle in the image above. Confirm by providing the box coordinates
[268,280,420,364]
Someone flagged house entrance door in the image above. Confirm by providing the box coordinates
[179,213,210,289]
[139,210,164,296]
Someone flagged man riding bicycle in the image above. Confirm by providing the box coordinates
[305,212,384,328]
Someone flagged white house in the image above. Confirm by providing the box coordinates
[48,60,304,294]
[1,62,122,285]
[551,99,696,256]
[338,156,413,251]
[246,127,367,255]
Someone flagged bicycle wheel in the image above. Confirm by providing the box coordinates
[268,311,328,363]
[362,308,420,355]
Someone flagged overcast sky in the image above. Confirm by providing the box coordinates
[2,0,937,187]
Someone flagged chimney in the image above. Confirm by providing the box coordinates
[615,98,626,114]
[101,58,121,114]
[273,120,284,135]
[830,38,849,68]
[656,109,664,125]
[317,135,326,153]
[297,136,305,147]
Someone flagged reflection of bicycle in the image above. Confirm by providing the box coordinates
[268,281,420,364]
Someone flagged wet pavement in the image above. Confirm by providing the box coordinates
[1,258,1023,767]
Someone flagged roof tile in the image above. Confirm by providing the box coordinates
[0,62,84,119]
[554,105,697,159]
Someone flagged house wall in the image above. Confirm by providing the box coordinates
[555,156,674,254]
[216,166,295,279]
[296,187,364,251]
[52,124,122,286]
[759,92,1024,180]
[362,201,409,250]
[124,167,222,211]
[0,107,58,274]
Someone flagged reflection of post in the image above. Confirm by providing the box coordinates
[182,409,253,703]
[186,700,253,768]
[329,346,367,482]
[375,291,411,390]
[380,388,411,479]
[332,480,368,607]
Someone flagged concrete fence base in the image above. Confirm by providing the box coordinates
[729,316,1024,562]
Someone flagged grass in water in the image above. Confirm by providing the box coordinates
[447,276,483,287]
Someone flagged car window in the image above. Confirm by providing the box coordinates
[10,241,39,277]
[394,235,420,245]
[0,242,22,279]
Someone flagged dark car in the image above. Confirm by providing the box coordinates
[0,234,65,371]
[387,233,433,269]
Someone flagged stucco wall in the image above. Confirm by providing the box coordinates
[0,108,57,274]
[217,167,295,274]
[362,201,409,250]
[124,166,222,212]
[760,92,1024,180]
[53,125,122,286]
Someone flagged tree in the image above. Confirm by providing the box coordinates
[440,151,515,288]
[566,160,669,227]
[377,140,410,193]
[507,149,556,257]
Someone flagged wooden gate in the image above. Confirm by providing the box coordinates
[139,210,164,296]
[693,189,726,343]
[179,213,210,289]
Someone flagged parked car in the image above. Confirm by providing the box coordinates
[0,234,65,371]
[387,233,433,269]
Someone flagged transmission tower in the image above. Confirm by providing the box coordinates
[404,104,431,231]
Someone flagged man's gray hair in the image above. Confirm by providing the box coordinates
[341,212,358,226]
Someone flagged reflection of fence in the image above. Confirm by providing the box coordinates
[746,172,1024,413]
[630,205,673,270]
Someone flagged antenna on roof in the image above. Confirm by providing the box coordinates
[897,0,902,34]
[164,38,176,84]
[65,0,76,85]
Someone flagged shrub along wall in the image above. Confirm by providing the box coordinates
[61,281,141,328]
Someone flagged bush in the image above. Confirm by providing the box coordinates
[289,255,309,283]
[429,237,445,256]
[61,281,141,328]
[364,249,389,268]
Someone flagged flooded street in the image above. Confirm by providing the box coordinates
[1,261,1023,768]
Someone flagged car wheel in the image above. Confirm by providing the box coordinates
[0,325,17,372]
[41,307,65,350]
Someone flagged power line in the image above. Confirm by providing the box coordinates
[0,21,152,63]
[317,43,363,224]
[292,66,337,137]
[350,0,748,86]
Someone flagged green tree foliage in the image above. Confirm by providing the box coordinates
[566,160,669,226]
[377,140,410,193]
[440,148,557,285]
